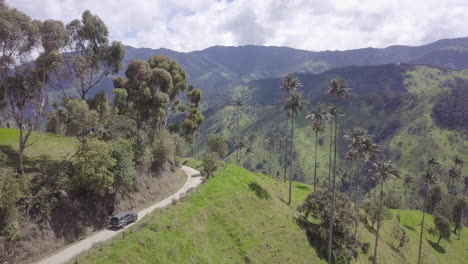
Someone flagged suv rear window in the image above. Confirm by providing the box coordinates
[111,217,120,223]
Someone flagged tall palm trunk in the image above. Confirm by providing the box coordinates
[269,149,272,175]
[327,116,338,263]
[236,106,240,165]
[288,115,294,205]
[354,160,361,236]
[328,120,333,189]
[404,186,408,208]
[313,131,318,192]
[417,183,428,264]
[372,180,385,264]
[284,117,289,183]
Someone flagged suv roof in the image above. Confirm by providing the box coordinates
[112,212,130,218]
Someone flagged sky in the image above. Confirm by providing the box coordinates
[7,0,468,52]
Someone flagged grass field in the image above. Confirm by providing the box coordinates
[0,128,77,169]
[73,164,467,264]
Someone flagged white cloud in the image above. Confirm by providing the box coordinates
[6,0,468,52]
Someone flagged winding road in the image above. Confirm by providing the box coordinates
[35,165,202,264]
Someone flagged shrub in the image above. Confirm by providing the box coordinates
[206,134,228,159]
[112,139,136,192]
[71,139,116,193]
[152,130,176,174]
[1,221,21,241]
[383,191,402,209]
[0,151,7,167]
[298,190,359,264]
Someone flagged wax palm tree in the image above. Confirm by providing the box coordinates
[447,166,461,206]
[403,175,414,206]
[306,103,329,191]
[326,77,350,264]
[417,156,439,264]
[344,128,379,236]
[235,97,244,165]
[448,156,464,203]
[281,73,302,188]
[328,105,344,185]
[264,132,277,175]
[370,158,400,264]
[282,91,307,205]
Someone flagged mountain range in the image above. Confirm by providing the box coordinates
[91,36,468,98]
[87,37,468,187]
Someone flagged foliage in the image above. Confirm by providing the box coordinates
[433,214,451,245]
[0,151,6,167]
[362,199,392,228]
[111,139,136,192]
[58,98,100,139]
[202,154,218,178]
[206,134,228,159]
[431,78,468,131]
[87,90,110,119]
[391,223,409,250]
[452,198,467,233]
[425,185,443,214]
[59,10,125,99]
[151,131,177,174]
[71,139,116,193]
[383,191,402,209]
[298,190,359,264]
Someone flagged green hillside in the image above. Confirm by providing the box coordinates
[72,165,467,264]
[0,128,78,168]
[194,65,468,191]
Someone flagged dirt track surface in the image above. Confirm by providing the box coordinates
[35,165,202,264]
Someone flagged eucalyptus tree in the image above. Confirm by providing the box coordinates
[52,10,125,100]
[282,91,307,205]
[113,55,190,144]
[306,103,329,191]
[281,73,301,184]
[326,76,350,264]
[417,156,439,264]
[0,4,70,173]
[370,158,400,264]
[234,97,244,165]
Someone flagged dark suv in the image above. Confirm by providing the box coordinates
[110,212,138,228]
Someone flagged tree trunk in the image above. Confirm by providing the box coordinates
[17,126,33,174]
[284,117,289,183]
[313,131,318,192]
[269,150,272,175]
[328,120,333,189]
[327,117,338,264]
[437,235,442,245]
[417,183,428,264]
[354,160,360,236]
[373,180,385,264]
[288,115,294,205]
[17,128,25,174]
[236,106,240,165]
[404,186,408,208]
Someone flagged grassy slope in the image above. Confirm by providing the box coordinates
[75,165,324,264]
[0,128,77,166]
[74,165,467,264]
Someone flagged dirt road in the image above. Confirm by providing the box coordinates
[35,165,202,264]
